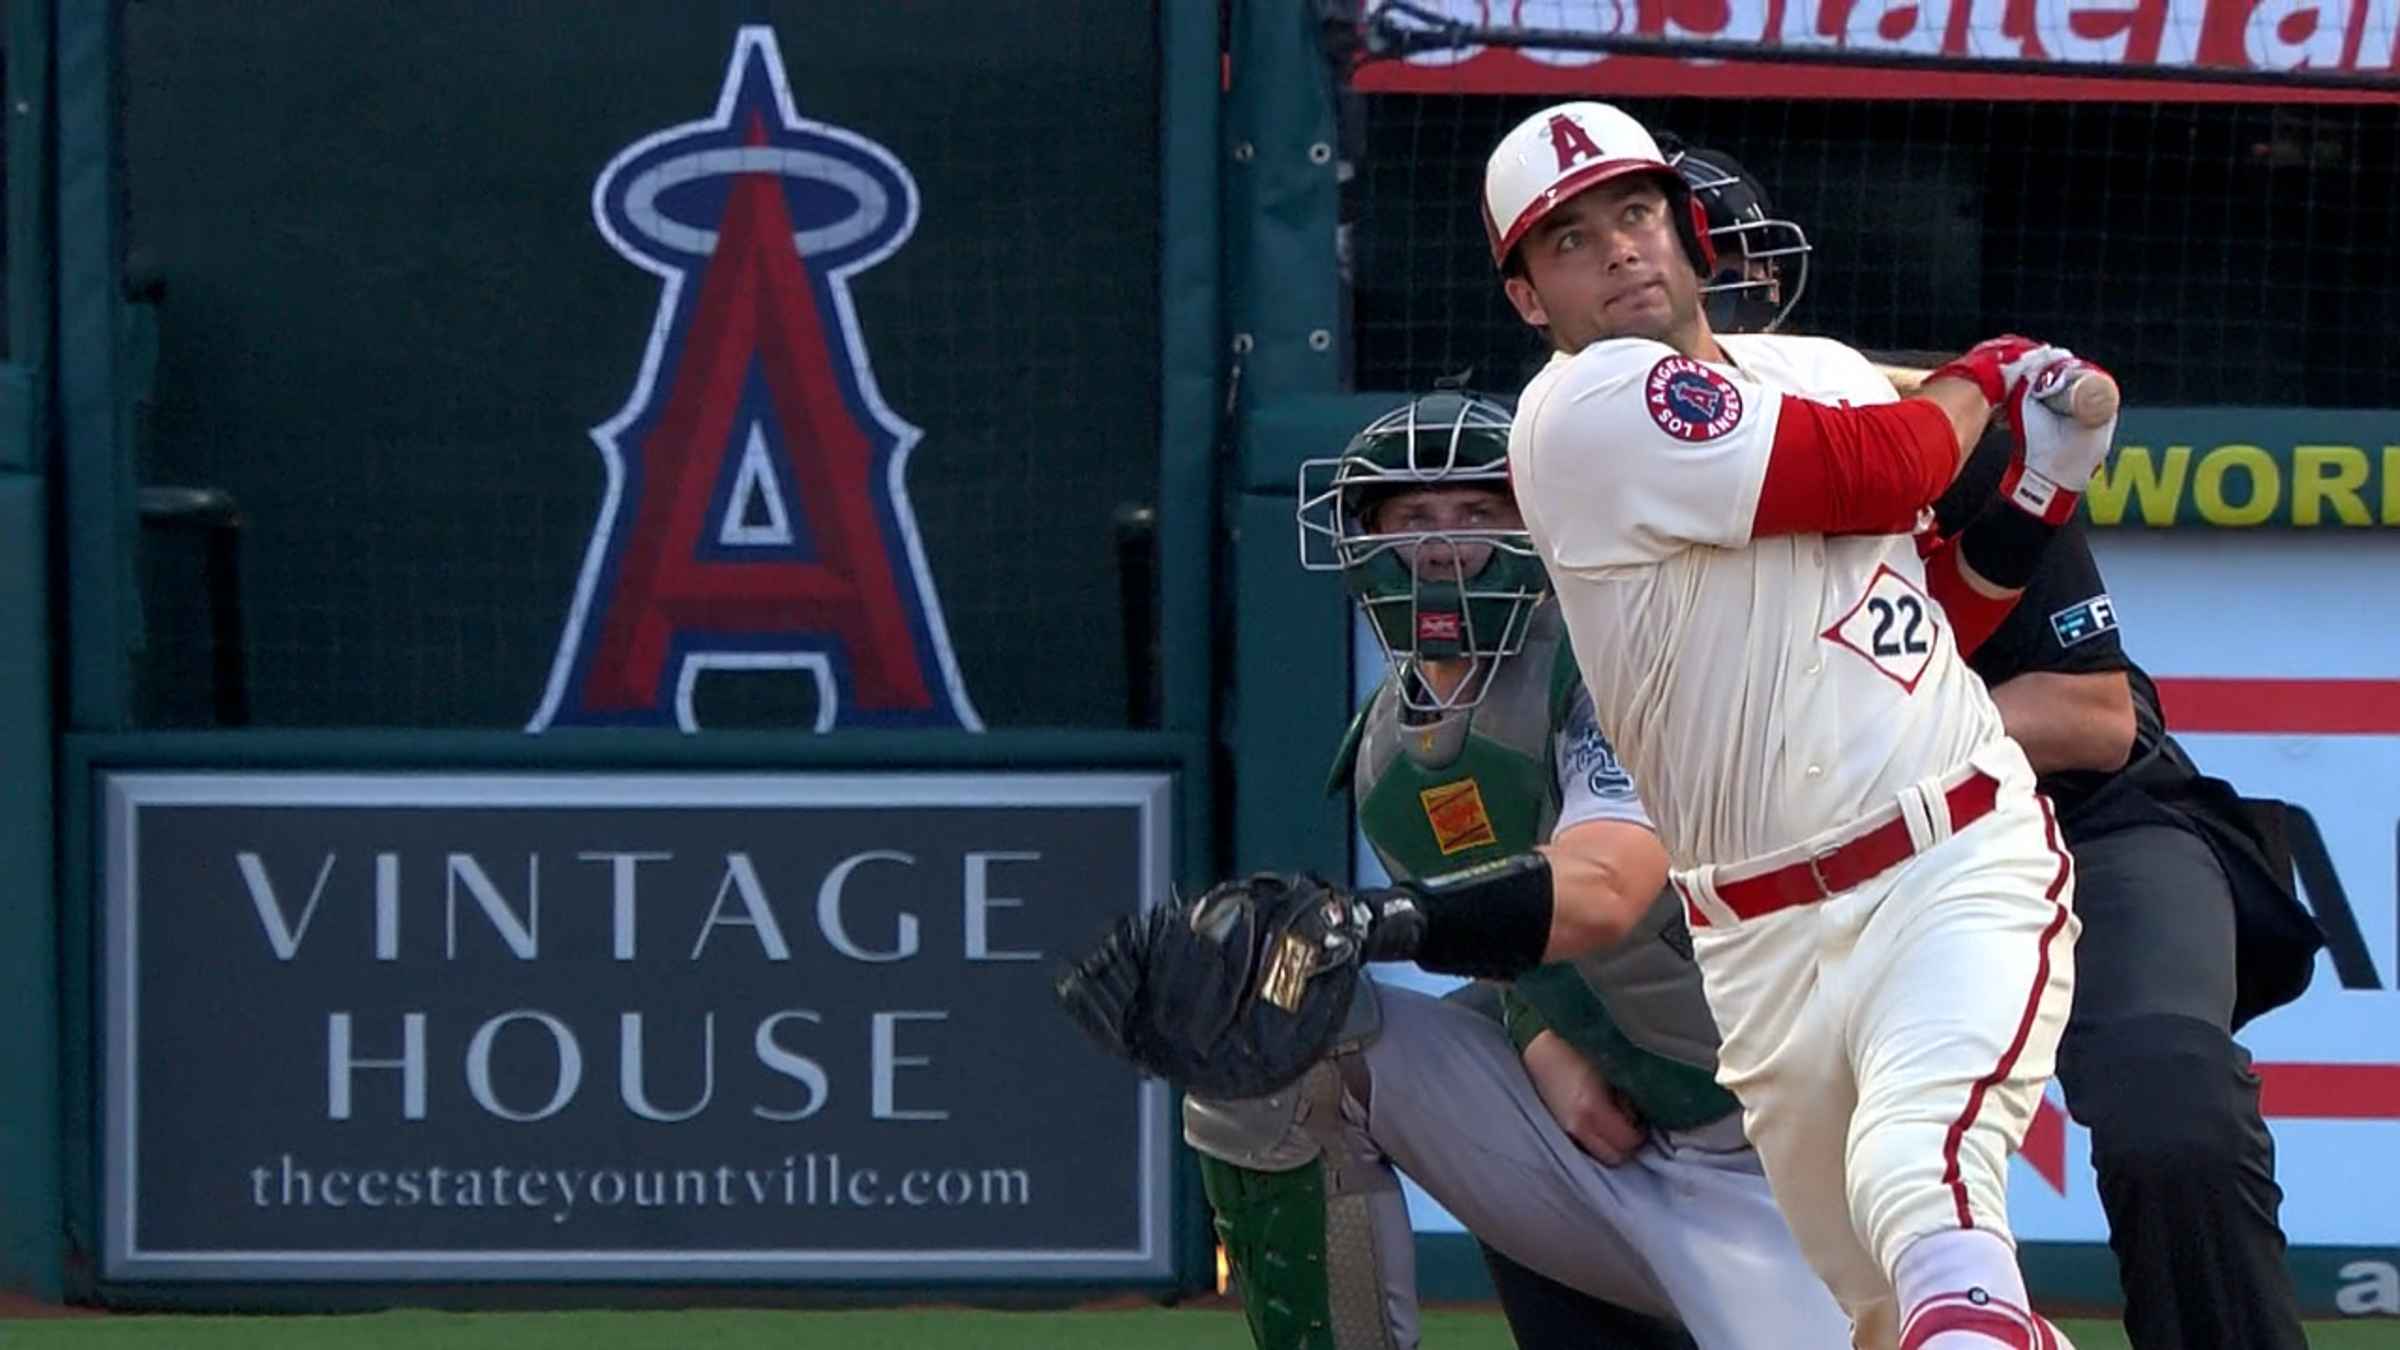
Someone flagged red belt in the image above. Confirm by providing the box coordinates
[1684,771,2002,928]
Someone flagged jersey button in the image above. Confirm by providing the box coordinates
[1805,660,1823,675]
[1805,764,1824,779]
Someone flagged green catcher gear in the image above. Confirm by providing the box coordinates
[1296,392,1548,713]
[1189,1062,1409,1350]
[1333,603,1739,1131]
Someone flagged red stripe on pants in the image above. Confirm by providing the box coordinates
[1938,793,2074,1228]
[1899,1300,2037,1349]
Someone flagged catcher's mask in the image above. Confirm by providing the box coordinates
[1662,140,1811,335]
[1295,392,1548,713]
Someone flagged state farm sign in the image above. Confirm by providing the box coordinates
[1358,0,2400,100]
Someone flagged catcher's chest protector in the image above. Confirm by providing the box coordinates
[1351,634,1564,886]
[1354,610,1736,1129]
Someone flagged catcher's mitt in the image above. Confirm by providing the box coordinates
[1052,872,1366,1099]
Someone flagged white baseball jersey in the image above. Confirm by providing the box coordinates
[1507,332,2008,868]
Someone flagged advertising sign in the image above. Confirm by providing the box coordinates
[2084,412,2400,529]
[1358,0,2400,101]
[101,771,1173,1282]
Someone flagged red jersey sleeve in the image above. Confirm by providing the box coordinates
[1749,397,1958,539]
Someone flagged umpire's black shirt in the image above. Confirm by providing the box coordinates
[1934,432,2322,1025]
[1936,429,2155,826]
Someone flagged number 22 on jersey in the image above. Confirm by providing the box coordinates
[1821,563,1942,692]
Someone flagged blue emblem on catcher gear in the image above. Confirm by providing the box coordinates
[530,26,979,732]
[1644,356,1745,442]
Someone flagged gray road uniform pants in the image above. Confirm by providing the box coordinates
[1190,980,1854,1350]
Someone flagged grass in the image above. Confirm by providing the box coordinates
[1,1308,2398,1348]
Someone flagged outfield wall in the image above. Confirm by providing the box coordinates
[6,0,2394,1319]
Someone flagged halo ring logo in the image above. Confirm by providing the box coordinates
[612,146,899,263]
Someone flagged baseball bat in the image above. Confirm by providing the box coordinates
[1875,360,2120,429]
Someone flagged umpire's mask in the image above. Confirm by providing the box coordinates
[1667,143,1812,335]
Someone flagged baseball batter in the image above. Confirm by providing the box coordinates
[1484,101,2113,1349]
[1727,141,2319,1348]
[1666,142,2311,1348]
[1055,103,2128,1350]
[1179,392,1845,1350]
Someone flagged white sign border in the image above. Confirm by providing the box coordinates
[101,770,1176,1282]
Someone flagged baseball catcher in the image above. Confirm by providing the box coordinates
[1061,392,1846,1349]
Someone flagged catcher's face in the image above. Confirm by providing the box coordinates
[1365,485,1522,581]
[1504,178,1704,355]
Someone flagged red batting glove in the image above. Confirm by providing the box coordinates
[1927,335,2047,406]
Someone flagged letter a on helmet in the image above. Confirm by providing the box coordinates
[1481,101,1714,277]
[1547,113,1606,173]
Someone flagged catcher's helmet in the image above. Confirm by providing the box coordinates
[1661,139,1812,334]
[1481,101,1715,279]
[1295,392,1548,712]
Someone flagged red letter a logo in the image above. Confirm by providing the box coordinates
[533,29,979,732]
[1547,114,1604,173]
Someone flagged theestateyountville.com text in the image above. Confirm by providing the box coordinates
[246,1153,1032,1224]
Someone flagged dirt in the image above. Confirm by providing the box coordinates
[0,1292,103,1319]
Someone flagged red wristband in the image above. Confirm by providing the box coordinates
[1996,459,2082,526]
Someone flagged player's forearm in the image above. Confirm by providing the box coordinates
[1915,375,1998,468]
[1361,823,1669,975]
[1750,393,1989,538]
[1989,669,2137,775]
[1536,833,1669,960]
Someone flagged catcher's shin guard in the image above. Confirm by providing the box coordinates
[1189,1051,1408,1350]
[1200,1152,1408,1350]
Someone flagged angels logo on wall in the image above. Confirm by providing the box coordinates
[531,26,980,731]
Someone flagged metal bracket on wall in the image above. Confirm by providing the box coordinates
[137,485,248,727]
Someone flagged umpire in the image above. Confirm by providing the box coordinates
[1932,430,2327,1350]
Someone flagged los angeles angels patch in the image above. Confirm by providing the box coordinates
[1821,563,1942,692]
[1645,357,1744,442]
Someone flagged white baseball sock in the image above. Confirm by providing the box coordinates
[1892,1229,2073,1349]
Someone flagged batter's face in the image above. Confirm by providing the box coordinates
[1366,485,1522,581]
[1503,177,1706,355]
